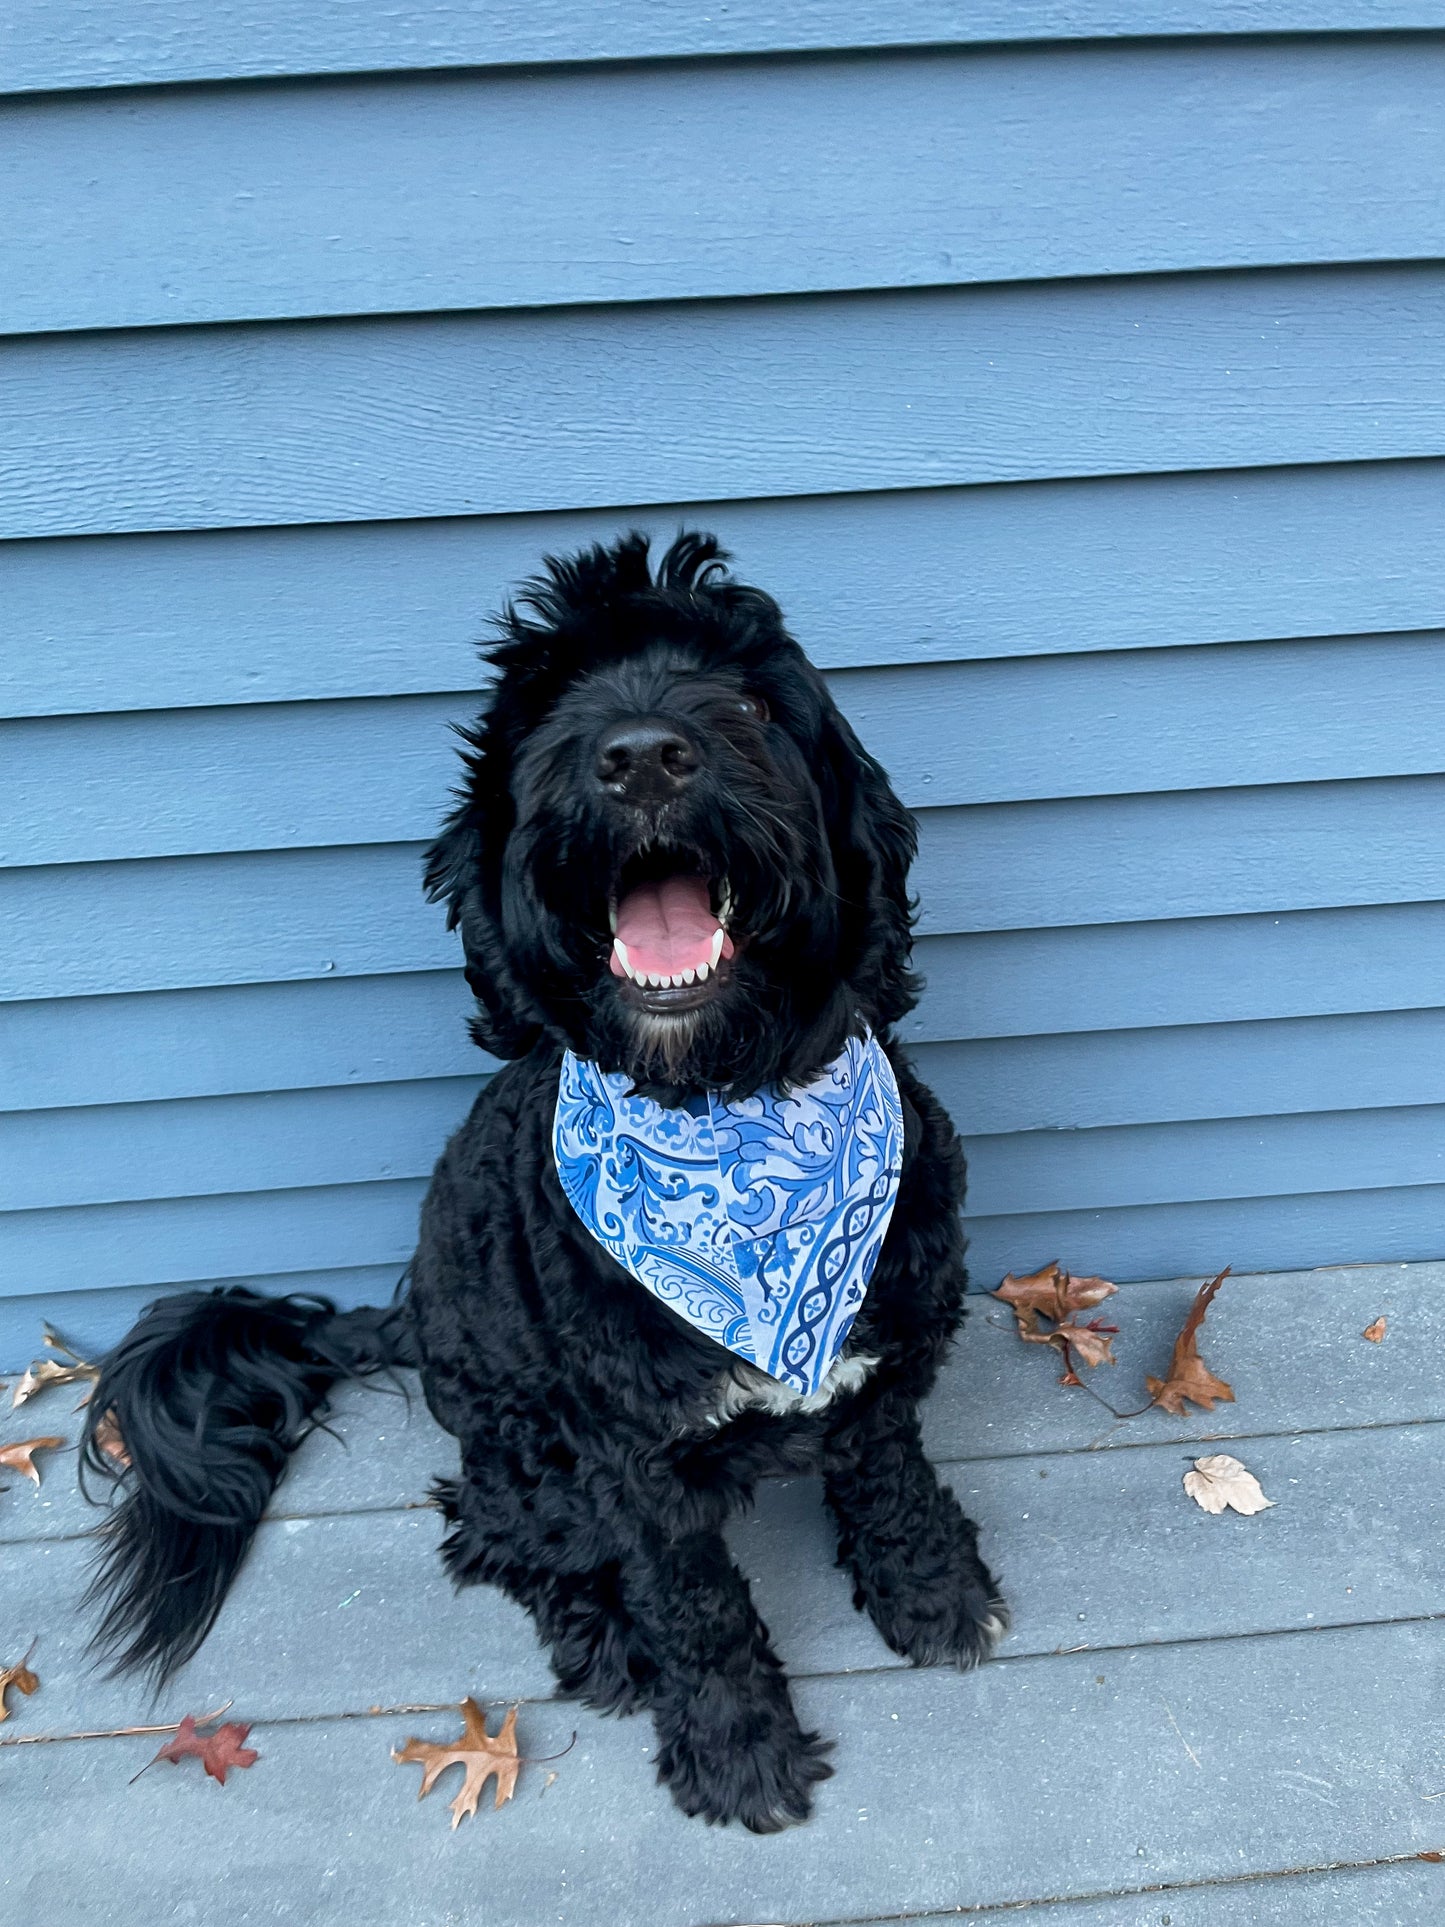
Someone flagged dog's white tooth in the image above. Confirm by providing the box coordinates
[612,936,630,975]
[708,928,724,967]
[681,967,696,985]
[695,959,711,982]
[608,903,618,934]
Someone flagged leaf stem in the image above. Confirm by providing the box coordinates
[0,1698,232,1750]
[1054,1332,1161,1421]
[520,1731,578,1766]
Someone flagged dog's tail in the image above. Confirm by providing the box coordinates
[80,1284,416,1682]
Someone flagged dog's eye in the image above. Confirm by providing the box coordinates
[735,694,769,722]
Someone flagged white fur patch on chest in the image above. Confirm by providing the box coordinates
[693,1349,881,1430]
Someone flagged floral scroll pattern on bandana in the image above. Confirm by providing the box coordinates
[553,1033,904,1396]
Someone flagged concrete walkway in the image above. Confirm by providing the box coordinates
[3,1263,1443,1924]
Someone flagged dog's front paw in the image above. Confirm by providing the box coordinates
[653,1681,833,1832]
[857,1554,1009,1671]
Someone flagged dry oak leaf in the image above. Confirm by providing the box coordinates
[1144,1268,1235,1415]
[12,1326,100,1410]
[91,1407,130,1468]
[1183,1453,1276,1516]
[1363,1317,1388,1343]
[994,1263,1120,1383]
[1055,1320,1118,1371]
[0,1640,39,1722]
[0,1437,66,1487]
[996,1262,1118,1325]
[395,1700,521,1827]
[11,1358,98,1409]
[144,1713,259,1786]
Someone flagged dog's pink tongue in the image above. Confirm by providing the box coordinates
[610,875,732,978]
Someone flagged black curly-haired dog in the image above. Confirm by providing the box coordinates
[82,531,1006,1832]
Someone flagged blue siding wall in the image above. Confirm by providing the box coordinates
[3,6,1444,1360]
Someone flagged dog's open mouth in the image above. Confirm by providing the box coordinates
[608,851,736,1013]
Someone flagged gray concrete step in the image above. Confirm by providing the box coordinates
[2,1622,1442,1927]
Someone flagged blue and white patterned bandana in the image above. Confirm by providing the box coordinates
[552,1031,904,1396]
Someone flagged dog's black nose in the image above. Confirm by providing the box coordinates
[594,718,699,796]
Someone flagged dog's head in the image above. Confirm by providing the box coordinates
[425,531,918,1096]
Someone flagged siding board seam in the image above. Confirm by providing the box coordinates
[8,12,1445,98]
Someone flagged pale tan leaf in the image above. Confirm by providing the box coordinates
[394,1700,521,1827]
[11,1356,99,1409]
[1183,1453,1276,1516]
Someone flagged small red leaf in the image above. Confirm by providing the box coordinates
[144,1712,259,1786]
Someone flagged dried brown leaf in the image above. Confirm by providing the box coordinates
[91,1407,130,1468]
[996,1262,1117,1326]
[0,1640,39,1722]
[42,1322,89,1361]
[138,1712,258,1786]
[994,1265,1120,1388]
[395,1701,521,1827]
[1363,1317,1388,1343]
[1183,1453,1275,1516]
[1144,1268,1234,1415]
[11,1357,99,1409]
[1058,1320,1118,1371]
[0,1437,66,1487]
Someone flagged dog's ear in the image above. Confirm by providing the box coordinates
[423,741,543,1060]
[816,705,921,1030]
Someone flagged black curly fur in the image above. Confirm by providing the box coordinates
[83,531,1004,1827]
[80,1286,414,1680]
[422,526,921,1093]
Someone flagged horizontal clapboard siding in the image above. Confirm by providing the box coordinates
[8,775,1445,1001]
[9,634,1445,867]
[12,1015,1445,1213]
[23,1169,1445,1306]
[963,1184,1445,1291]
[6,462,1445,714]
[0,1183,429,1297]
[7,265,1445,539]
[8,39,1445,333]
[8,1109,1445,1298]
[14,902,1445,1114]
[3,17,1444,1334]
[9,5,1445,94]
[0,975,479,1114]
[0,1080,486,1213]
[971,1105,1445,1215]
